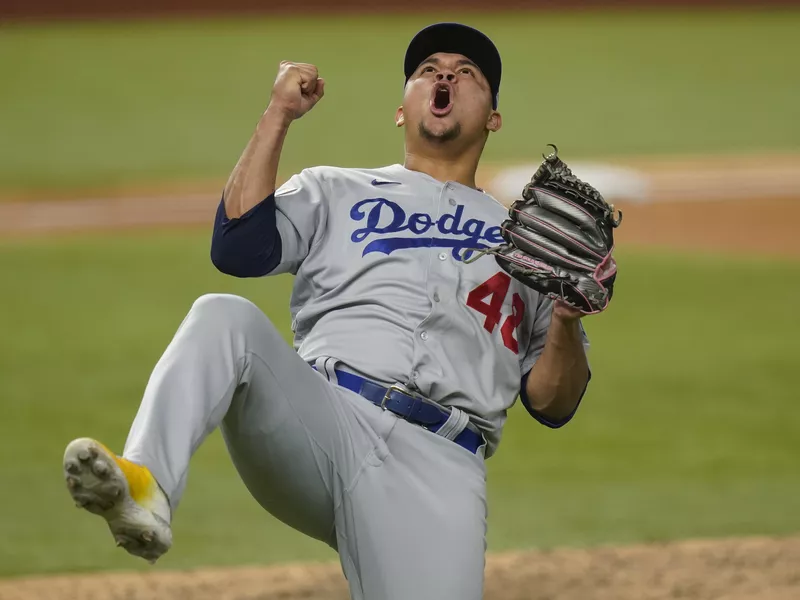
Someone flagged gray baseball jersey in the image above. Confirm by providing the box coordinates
[121,163,591,599]
[269,163,588,456]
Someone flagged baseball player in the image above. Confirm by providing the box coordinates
[62,23,598,600]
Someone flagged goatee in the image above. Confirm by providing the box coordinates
[418,121,462,143]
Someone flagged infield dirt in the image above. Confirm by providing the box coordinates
[2,156,800,259]
[1,536,798,600]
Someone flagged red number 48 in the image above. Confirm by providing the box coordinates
[466,272,525,353]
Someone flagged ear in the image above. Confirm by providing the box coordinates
[486,111,502,133]
[395,107,405,128]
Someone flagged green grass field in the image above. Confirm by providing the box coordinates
[1,9,799,194]
[1,7,799,581]
[0,231,798,576]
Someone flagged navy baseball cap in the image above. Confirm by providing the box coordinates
[404,22,502,109]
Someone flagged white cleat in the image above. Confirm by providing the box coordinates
[63,437,172,564]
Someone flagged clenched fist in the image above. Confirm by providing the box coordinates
[267,61,325,121]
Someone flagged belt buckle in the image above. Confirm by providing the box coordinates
[381,384,425,410]
[381,384,441,432]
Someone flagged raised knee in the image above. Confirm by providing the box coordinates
[189,294,263,328]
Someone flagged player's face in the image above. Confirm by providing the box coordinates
[399,52,500,146]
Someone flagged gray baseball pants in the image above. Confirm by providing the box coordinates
[122,293,488,600]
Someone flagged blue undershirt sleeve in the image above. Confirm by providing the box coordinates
[210,193,283,278]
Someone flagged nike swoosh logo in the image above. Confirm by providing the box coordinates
[371,179,402,186]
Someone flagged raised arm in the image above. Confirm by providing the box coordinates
[224,62,325,218]
[211,63,325,278]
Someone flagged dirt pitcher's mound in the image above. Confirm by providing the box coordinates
[1,536,798,600]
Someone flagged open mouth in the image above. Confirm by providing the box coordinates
[430,83,453,116]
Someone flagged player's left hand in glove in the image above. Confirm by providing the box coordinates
[473,146,623,314]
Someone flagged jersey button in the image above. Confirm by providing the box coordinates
[411,370,419,380]
[420,331,429,341]
[433,292,440,302]
[449,198,457,206]
[438,252,447,261]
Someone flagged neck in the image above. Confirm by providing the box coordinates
[403,144,482,189]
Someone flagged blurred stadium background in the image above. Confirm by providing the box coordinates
[0,1,799,598]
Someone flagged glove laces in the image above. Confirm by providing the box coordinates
[533,145,622,227]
